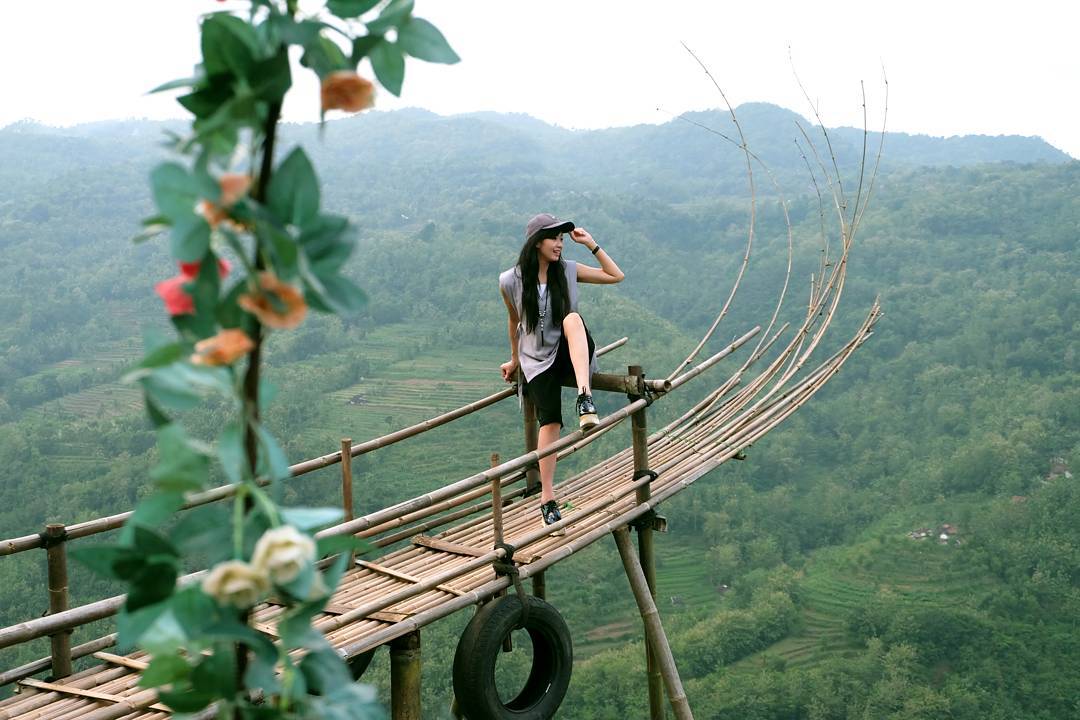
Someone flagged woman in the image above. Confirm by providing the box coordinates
[498,213,625,526]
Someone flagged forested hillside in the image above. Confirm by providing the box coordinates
[0,106,1076,717]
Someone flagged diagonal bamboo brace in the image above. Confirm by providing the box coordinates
[612,526,693,720]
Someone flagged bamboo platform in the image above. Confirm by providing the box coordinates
[0,293,879,718]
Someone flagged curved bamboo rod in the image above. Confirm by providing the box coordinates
[665,44,758,382]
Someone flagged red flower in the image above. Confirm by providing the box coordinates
[155,258,232,316]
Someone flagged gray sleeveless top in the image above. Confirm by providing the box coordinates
[499,259,599,383]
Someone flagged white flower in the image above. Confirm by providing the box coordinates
[251,525,316,585]
[202,560,270,609]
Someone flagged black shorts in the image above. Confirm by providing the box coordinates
[523,323,596,428]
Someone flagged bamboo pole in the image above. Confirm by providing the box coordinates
[341,438,354,522]
[44,524,72,680]
[627,366,663,720]
[390,630,421,720]
[612,527,693,720]
[342,437,355,567]
[490,453,503,547]
[0,635,115,688]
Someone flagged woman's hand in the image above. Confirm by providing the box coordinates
[500,357,520,383]
[569,227,594,247]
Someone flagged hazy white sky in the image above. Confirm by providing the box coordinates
[2,1,1077,157]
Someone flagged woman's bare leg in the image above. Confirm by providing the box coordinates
[563,312,592,394]
[538,422,561,503]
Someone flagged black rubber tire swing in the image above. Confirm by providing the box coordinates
[452,595,573,719]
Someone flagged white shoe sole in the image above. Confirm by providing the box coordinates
[578,413,599,430]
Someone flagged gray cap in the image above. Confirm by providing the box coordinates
[525,213,575,243]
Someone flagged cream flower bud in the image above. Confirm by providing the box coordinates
[251,525,316,585]
[202,560,269,609]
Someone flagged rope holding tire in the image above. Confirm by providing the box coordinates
[452,595,573,719]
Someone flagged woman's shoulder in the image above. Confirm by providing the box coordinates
[498,266,520,293]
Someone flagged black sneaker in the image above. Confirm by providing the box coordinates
[541,499,562,525]
[576,392,598,430]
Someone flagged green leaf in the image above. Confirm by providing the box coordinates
[177,73,235,120]
[133,222,170,245]
[217,421,246,486]
[117,600,172,652]
[216,279,247,329]
[309,683,385,720]
[70,545,141,581]
[300,35,351,79]
[351,34,383,64]
[150,424,211,493]
[121,491,186,543]
[299,648,353,696]
[151,162,199,218]
[267,147,320,228]
[270,16,328,45]
[397,18,459,64]
[244,652,282,696]
[328,0,381,19]
[190,649,237,697]
[205,617,278,663]
[318,273,368,313]
[170,214,212,264]
[369,40,405,96]
[138,343,187,370]
[170,504,233,564]
[300,213,353,266]
[316,534,368,558]
[143,394,172,429]
[256,218,299,281]
[140,371,200,412]
[255,423,291,481]
[366,0,414,33]
[201,13,260,79]
[185,254,224,339]
[149,74,204,94]
[251,49,292,103]
[278,588,329,649]
[170,585,220,637]
[280,507,343,532]
[157,686,217,714]
[139,654,192,688]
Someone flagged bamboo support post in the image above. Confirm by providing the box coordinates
[612,526,693,720]
[491,452,512,652]
[627,365,663,720]
[44,523,72,680]
[532,569,546,600]
[342,438,355,566]
[490,453,503,547]
[390,630,421,720]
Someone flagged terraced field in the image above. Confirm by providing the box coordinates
[729,529,1002,674]
[35,383,144,420]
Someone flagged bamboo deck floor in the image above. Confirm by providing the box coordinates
[0,425,715,719]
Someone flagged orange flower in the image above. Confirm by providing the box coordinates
[321,71,375,114]
[199,173,251,229]
[191,328,255,366]
[238,272,307,329]
[219,173,251,206]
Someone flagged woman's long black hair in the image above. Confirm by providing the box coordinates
[517,231,571,335]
